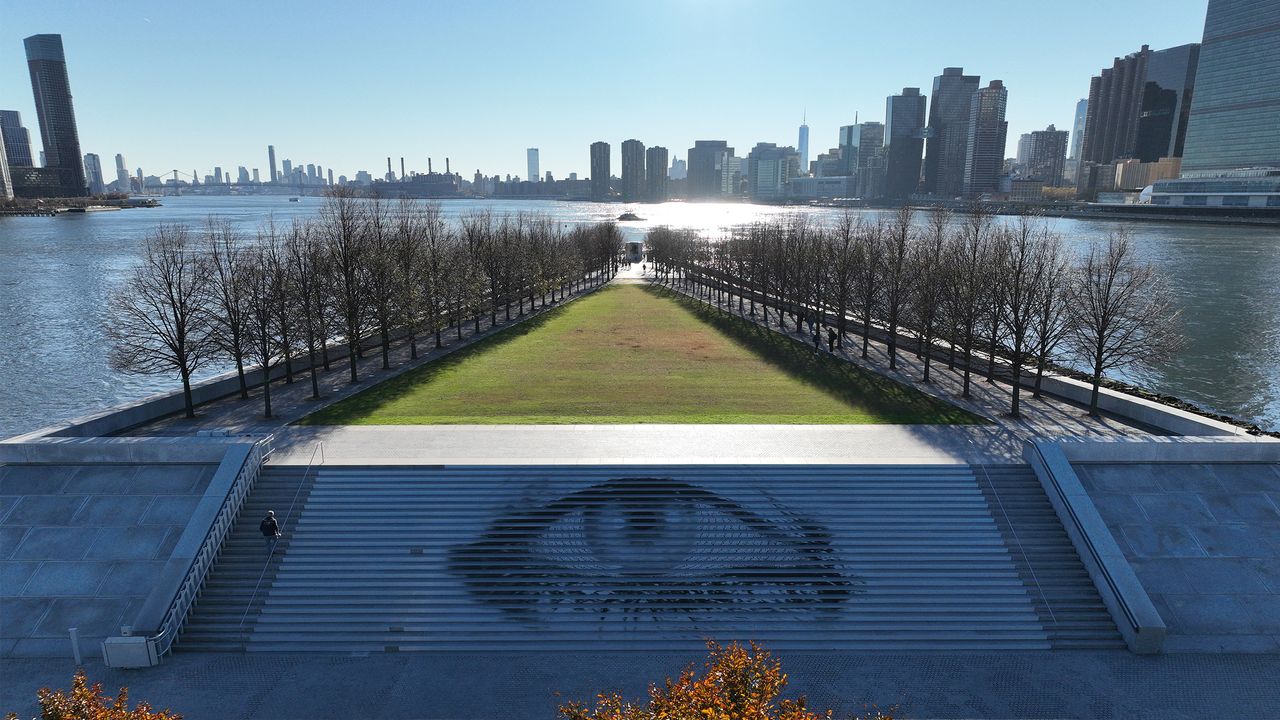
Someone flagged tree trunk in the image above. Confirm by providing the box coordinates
[348,337,359,383]
[181,371,195,419]
[262,365,273,418]
[308,344,320,400]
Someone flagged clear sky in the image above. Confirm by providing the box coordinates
[1,0,1210,181]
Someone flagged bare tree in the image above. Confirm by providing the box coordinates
[284,219,327,400]
[1030,230,1073,398]
[1068,230,1183,415]
[852,220,883,359]
[881,207,915,369]
[999,217,1048,417]
[945,206,993,398]
[908,209,950,382]
[202,218,251,399]
[107,224,213,419]
[319,188,368,383]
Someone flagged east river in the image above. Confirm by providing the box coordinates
[1,195,1277,438]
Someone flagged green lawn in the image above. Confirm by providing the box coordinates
[298,284,983,425]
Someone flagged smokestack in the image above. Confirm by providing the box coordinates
[446,158,451,174]
[428,157,433,174]
[387,157,393,177]
[400,157,405,179]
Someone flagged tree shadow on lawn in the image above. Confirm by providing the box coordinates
[643,285,985,425]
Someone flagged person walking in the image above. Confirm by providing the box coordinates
[828,327,838,353]
[260,510,281,555]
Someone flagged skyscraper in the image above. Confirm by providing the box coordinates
[527,148,540,183]
[923,67,981,197]
[268,145,278,183]
[797,120,810,176]
[114,153,130,192]
[962,80,1008,197]
[0,129,12,200]
[1015,134,1034,169]
[621,139,646,202]
[1080,44,1200,166]
[646,145,669,202]
[687,140,732,198]
[25,34,86,196]
[282,159,293,178]
[1068,99,1088,160]
[745,143,800,200]
[1027,125,1069,186]
[0,110,34,167]
[589,141,610,201]
[1178,0,1280,174]
[884,87,927,200]
[83,153,105,194]
[669,157,687,180]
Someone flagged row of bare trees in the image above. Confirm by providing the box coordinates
[108,191,624,418]
[646,207,1182,417]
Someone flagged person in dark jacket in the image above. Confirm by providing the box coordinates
[260,510,281,554]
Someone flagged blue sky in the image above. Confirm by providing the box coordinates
[2,0,1209,180]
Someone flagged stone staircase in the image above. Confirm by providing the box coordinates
[179,464,1122,653]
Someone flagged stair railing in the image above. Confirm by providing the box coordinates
[975,463,1057,626]
[237,441,324,633]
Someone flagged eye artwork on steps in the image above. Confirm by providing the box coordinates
[448,477,861,624]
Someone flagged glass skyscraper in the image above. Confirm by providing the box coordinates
[922,67,980,197]
[962,80,1009,196]
[589,141,610,201]
[0,110,34,167]
[1178,0,1280,174]
[24,34,86,197]
[884,87,927,200]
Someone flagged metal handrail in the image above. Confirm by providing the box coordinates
[150,438,269,657]
[237,441,324,633]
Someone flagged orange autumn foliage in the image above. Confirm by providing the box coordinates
[4,670,182,720]
[558,641,894,720]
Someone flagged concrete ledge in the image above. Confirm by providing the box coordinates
[1054,436,1280,464]
[0,437,262,464]
[1024,440,1166,653]
[1021,374,1248,437]
[130,442,258,640]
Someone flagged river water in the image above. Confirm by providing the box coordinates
[0,195,1277,438]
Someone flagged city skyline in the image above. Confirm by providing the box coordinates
[1,0,1211,180]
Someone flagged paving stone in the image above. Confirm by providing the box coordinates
[1175,558,1270,594]
[1121,524,1206,558]
[1238,595,1280,634]
[82,527,170,560]
[1164,593,1254,634]
[1191,524,1270,558]
[1154,464,1228,493]
[151,527,179,560]
[11,528,98,561]
[1133,492,1217,524]
[1211,464,1280,492]
[69,496,155,527]
[1162,634,1280,653]
[1200,492,1280,524]
[0,526,30,559]
[61,466,138,495]
[0,561,40,596]
[1128,559,1192,595]
[2,496,88,526]
[189,465,217,494]
[130,466,209,494]
[34,598,130,638]
[1074,464,1161,493]
[1089,492,1146,526]
[95,561,164,598]
[139,496,200,526]
[0,598,52,639]
[20,562,112,597]
[1248,558,1280,593]
[0,496,18,523]
[0,466,74,495]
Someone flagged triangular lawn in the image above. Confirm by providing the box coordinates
[299,284,983,425]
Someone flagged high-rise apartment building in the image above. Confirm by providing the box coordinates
[25,34,86,196]
[268,145,278,183]
[884,87,927,200]
[1027,125,1069,186]
[797,121,810,175]
[114,153,130,192]
[645,146,669,202]
[1080,43,1200,166]
[527,148,539,183]
[83,153,105,194]
[1178,0,1280,174]
[668,157,687,180]
[687,140,733,199]
[0,110,34,167]
[1015,134,1034,169]
[745,143,800,200]
[962,80,1009,196]
[589,141,610,201]
[923,67,981,197]
[621,139,646,202]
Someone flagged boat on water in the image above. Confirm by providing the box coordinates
[289,197,300,202]
[617,211,644,221]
